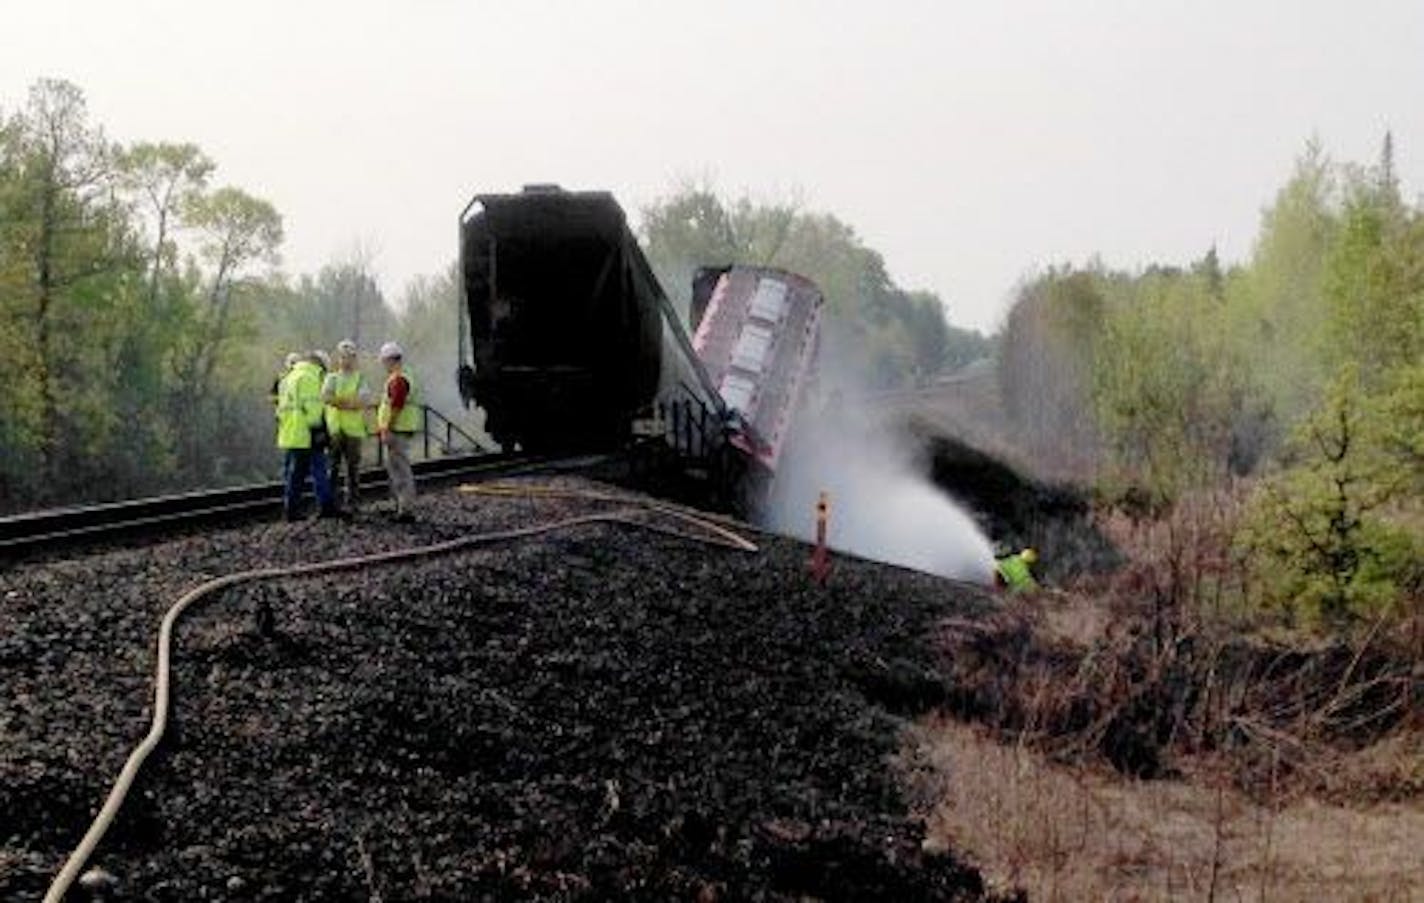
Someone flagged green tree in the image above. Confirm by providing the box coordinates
[0,78,301,503]
[1238,367,1416,624]
[110,142,216,492]
[1229,140,1338,425]
[642,185,746,321]
[1091,265,1250,499]
[119,142,214,309]
[941,323,994,372]
[279,257,394,351]
[0,79,133,497]
[903,290,951,377]
[171,186,282,481]
[1375,363,1424,488]
[0,104,38,502]
[396,266,464,415]
[641,185,963,388]
[997,268,1105,466]
[1321,179,1423,387]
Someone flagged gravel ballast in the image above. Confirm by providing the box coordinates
[1,478,1002,900]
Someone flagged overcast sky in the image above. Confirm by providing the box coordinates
[4,0,1422,331]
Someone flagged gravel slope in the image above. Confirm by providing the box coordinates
[1,478,1002,901]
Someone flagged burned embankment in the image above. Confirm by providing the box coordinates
[929,593,1424,794]
[1,479,1005,901]
[908,421,1120,584]
[908,423,1422,798]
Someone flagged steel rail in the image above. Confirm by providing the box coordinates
[0,452,603,556]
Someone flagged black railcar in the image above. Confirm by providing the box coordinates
[457,187,683,451]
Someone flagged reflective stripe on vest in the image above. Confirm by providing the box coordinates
[378,369,420,433]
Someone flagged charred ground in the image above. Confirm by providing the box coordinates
[0,480,1009,901]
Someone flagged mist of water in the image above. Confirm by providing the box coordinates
[760,397,997,585]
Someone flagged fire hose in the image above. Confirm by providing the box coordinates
[45,488,756,901]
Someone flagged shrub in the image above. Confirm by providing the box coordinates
[1236,367,1417,624]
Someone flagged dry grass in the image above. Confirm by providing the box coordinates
[936,582,1424,797]
[930,475,1422,794]
[903,717,1424,902]
[912,483,1424,899]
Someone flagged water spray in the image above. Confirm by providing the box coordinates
[764,383,996,585]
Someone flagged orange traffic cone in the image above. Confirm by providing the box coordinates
[808,491,831,585]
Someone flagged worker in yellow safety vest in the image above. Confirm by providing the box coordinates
[270,351,300,409]
[321,339,371,514]
[276,352,337,521]
[994,548,1039,592]
[377,341,420,522]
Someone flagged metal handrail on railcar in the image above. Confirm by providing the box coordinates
[626,384,757,513]
[372,403,496,467]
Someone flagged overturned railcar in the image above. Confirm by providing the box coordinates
[456,186,822,508]
[691,266,824,471]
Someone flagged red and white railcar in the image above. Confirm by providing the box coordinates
[691,266,823,470]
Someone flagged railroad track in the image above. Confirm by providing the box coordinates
[0,452,605,557]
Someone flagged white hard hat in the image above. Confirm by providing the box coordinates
[336,339,357,356]
[283,352,301,369]
[379,341,404,360]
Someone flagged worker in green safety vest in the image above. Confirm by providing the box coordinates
[322,339,372,514]
[994,547,1039,592]
[276,352,337,521]
[377,341,420,522]
[271,351,300,410]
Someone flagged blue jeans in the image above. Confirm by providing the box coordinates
[283,448,334,516]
